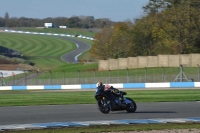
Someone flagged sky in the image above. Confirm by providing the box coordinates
[0,0,149,22]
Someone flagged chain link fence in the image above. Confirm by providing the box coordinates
[1,66,200,86]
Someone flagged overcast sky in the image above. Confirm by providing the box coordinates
[0,0,149,22]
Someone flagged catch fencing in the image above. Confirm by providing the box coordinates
[0,66,200,86]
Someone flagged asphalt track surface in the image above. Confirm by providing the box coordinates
[60,37,91,63]
[0,101,199,125]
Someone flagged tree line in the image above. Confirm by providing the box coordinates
[90,0,200,59]
[0,12,114,28]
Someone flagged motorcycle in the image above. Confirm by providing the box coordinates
[94,86,137,114]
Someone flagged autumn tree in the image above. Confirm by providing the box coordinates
[90,22,132,59]
[109,22,132,58]
[163,0,200,53]
[90,28,114,59]
[137,0,200,55]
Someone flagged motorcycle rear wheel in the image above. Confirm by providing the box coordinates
[125,97,137,113]
[97,99,111,114]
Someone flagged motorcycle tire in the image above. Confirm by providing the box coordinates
[125,97,137,113]
[97,99,111,114]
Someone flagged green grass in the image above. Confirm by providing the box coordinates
[0,89,199,107]
[0,29,96,71]
[4,123,200,133]
[10,27,96,61]
[52,62,98,72]
[0,32,77,70]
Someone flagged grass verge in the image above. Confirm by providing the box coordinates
[0,89,199,107]
[0,32,77,70]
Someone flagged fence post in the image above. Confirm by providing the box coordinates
[49,70,52,85]
[136,69,138,82]
[0,72,3,86]
[126,68,129,83]
[180,65,183,82]
[13,72,15,86]
[197,64,200,82]
[62,70,65,85]
[109,69,111,83]
[36,71,39,85]
[162,66,165,82]
[78,70,80,84]
[145,67,147,83]
[93,69,96,83]
[153,68,155,82]
[24,71,27,85]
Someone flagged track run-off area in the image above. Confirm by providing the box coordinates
[0,88,200,131]
[0,30,200,131]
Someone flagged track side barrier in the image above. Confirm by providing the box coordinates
[4,30,94,40]
[0,82,198,91]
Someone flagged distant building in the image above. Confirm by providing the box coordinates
[44,23,52,28]
[59,26,67,28]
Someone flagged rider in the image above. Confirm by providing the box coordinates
[96,82,123,100]
[96,82,116,92]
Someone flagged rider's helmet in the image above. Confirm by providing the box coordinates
[104,84,111,91]
[96,82,103,87]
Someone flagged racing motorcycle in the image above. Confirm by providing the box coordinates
[94,86,137,114]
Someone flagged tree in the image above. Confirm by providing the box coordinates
[0,17,5,27]
[141,0,200,54]
[109,22,132,58]
[143,0,168,14]
[4,12,9,27]
[158,0,200,53]
[90,22,132,59]
[66,16,81,28]
[90,28,114,59]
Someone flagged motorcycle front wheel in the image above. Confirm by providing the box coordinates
[97,98,111,114]
[125,97,137,113]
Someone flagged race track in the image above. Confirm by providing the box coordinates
[60,37,91,63]
[1,30,92,63]
[0,30,200,131]
[0,102,199,125]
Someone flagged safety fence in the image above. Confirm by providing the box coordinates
[0,66,200,86]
